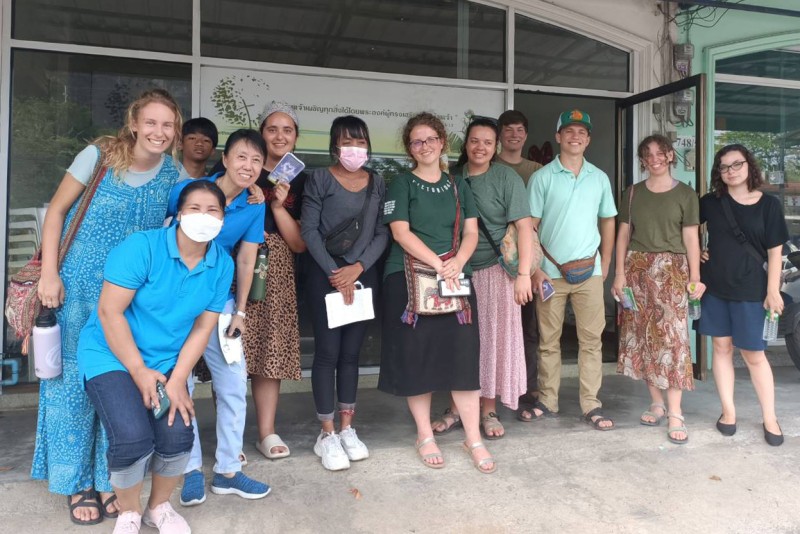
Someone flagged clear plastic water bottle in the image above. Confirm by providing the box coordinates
[688,283,701,320]
[32,308,62,379]
[762,310,779,342]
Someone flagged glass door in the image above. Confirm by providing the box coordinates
[615,74,708,379]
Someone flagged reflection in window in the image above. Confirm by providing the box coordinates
[201,0,505,82]
[514,14,629,92]
[12,0,192,54]
[4,50,191,365]
[717,48,800,82]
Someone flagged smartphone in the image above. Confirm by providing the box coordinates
[152,381,170,420]
[438,277,472,297]
[541,280,555,301]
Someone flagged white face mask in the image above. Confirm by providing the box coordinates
[338,146,369,172]
[179,212,223,243]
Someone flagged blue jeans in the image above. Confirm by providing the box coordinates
[185,299,248,474]
[85,371,193,489]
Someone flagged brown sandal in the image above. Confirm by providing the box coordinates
[481,412,504,440]
[432,408,462,435]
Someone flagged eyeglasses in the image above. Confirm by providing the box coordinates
[409,136,440,152]
[719,160,746,174]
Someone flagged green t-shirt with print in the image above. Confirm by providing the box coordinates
[464,163,531,271]
[383,171,479,278]
[619,181,700,254]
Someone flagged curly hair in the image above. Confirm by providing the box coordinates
[455,116,499,168]
[93,88,183,176]
[710,144,763,196]
[637,134,676,172]
[401,112,449,171]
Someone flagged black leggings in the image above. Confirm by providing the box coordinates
[305,258,378,421]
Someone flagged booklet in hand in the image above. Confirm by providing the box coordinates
[268,153,305,184]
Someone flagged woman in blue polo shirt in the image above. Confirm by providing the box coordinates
[79,180,234,534]
[165,129,270,504]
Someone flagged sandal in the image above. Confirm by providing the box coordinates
[432,408,462,435]
[462,441,497,474]
[480,412,504,440]
[640,403,666,427]
[416,437,445,469]
[256,434,291,460]
[583,407,615,431]
[99,492,118,519]
[517,400,555,422]
[68,489,102,525]
[667,413,689,445]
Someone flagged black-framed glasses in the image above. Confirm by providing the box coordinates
[719,160,746,174]
[409,136,440,151]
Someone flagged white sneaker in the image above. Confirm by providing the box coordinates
[313,431,350,471]
[142,501,191,534]
[339,426,369,461]
[113,511,142,534]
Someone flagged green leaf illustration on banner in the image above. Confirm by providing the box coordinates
[210,75,270,129]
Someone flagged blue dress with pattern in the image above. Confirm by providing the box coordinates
[31,151,180,495]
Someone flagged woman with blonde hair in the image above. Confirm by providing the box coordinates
[379,112,495,474]
[32,88,187,525]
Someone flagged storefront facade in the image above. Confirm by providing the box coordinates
[1,0,671,387]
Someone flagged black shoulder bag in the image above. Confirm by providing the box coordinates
[719,194,766,267]
[324,172,374,257]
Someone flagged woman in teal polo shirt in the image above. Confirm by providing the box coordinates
[78,180,234,534]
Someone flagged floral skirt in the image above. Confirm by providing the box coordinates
[617,251,694,391]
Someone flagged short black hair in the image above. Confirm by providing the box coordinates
[497,110,528,132]
[223,129,267,160]
[329,115,371,160]
[176,179,226,213]
[182,117,219,148]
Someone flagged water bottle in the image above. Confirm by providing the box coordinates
[32,308,62,379]
[248,247,269,301]
[688,283,701,320]
[762,310,779,342]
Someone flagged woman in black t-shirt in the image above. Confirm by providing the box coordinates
[698,144,786,446]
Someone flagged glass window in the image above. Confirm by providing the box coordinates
[717,48,800,82]
[4,50,191,378]
[514,14,629,92]
[12,0,193,54]
[201,0,505,82]
[715,82,800,308]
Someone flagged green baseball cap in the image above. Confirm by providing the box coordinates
[556,109,592,133]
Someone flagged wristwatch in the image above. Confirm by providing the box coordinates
[235,310,247,318]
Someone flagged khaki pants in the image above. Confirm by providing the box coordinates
[536,275,605,414]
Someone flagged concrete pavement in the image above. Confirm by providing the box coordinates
[1,366,799,533]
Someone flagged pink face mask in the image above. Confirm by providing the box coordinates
[338,146,368,172]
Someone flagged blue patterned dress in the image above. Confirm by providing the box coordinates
[31,152,180,495]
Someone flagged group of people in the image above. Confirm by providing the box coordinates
[28,88,786,534]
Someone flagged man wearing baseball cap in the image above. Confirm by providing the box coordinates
[527,109,617,430]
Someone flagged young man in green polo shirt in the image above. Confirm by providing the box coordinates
[528,109,617,430]
[496,110,544,420]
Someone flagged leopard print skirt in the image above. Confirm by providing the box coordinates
[243,232,302,380]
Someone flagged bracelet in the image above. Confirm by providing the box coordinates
[235,310,246,318]
[517,272,530,277]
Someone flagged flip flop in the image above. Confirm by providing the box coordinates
[68,489,102,525]
[432,408,462,435]
[416,437,445,469]
[256,434,291,459]
[99,493,119,519]
[584,407,615,431]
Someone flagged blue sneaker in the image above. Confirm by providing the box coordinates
[179,469,206,507]
[210,472,271,500]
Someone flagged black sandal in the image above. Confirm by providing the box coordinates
[67,489,103,525]
[583,407,615,431]
[99,493,119,519]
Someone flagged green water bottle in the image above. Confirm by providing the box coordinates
[248,247,269,301]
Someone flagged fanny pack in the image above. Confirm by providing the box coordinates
[324,173,374,257]
[541,245,597,284]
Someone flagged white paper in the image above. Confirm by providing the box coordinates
[217,313,243,364]
[325,282,375,329]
